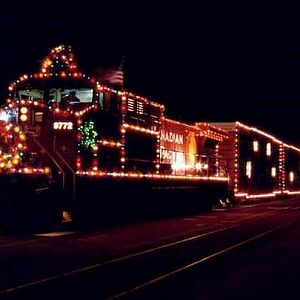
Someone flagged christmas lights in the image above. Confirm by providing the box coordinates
[3,44,300,208]
[79,121,97,148]
[76,169,228,182]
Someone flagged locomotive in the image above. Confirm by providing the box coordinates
[0,45,229,228]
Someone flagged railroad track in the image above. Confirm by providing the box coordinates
[1,206,298,300]
[107,222,292,300]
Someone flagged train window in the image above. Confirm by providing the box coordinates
[47,88,60,104]
[246,161,252,178]
[18,89,44,101]
[266,143,271,156]
[137,101,144,114]
[127,99,146,115]
[127,98,135,112]
[253,140,259,152]
[60,88,93,103]
[45,88,93,106]
[289,171,294,182]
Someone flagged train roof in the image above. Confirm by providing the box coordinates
[210,121,300,152]
[6,45,165,111]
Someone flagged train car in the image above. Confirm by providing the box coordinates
[211,121,300,202]
[282,143,300,194]
[0,45,229,228]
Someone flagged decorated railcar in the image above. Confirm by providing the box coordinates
[0,45,229,228]
[212,122,300,202]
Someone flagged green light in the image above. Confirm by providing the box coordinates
[79,121,97,148]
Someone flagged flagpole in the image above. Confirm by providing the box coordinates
[118,56,126,71]
[119,56,126,90]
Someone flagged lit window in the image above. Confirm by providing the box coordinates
[137,101,144,114]
[246,161,252,179]
[127,99,135,112]
[271,167,276,177]
[289,171,294,182]
[266,143,271,156]
[253,140,259,152]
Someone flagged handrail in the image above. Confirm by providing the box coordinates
[32,137,65,188]
[54,149,76,201]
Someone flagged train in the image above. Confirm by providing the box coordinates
[0,45,229,229]
[0,45,299,229]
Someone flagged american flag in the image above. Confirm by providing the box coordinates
[96,57,125,87]
[104,69,124,86]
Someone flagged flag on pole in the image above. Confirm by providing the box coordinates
[96,56,125,87]
[105,69,124,86]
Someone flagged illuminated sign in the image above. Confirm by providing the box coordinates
[161,130,184,145]
[53,121,73,130]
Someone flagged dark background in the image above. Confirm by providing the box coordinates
[0,1,300,144]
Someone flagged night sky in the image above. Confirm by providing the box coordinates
[1,1,300,144]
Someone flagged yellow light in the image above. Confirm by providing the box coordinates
[76,170,229,182]
[14,126,20,133]
[44,167,51,174]
[92,145,99,151]
[246,161,252,178]
[266,143,271,156]
[6,163,12,169]
[12,158,19,165]
[20,114,28,122]
[19,133,26,141]
[246,193,276,199]
[20,107,28,114]
[253,140,259,152]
